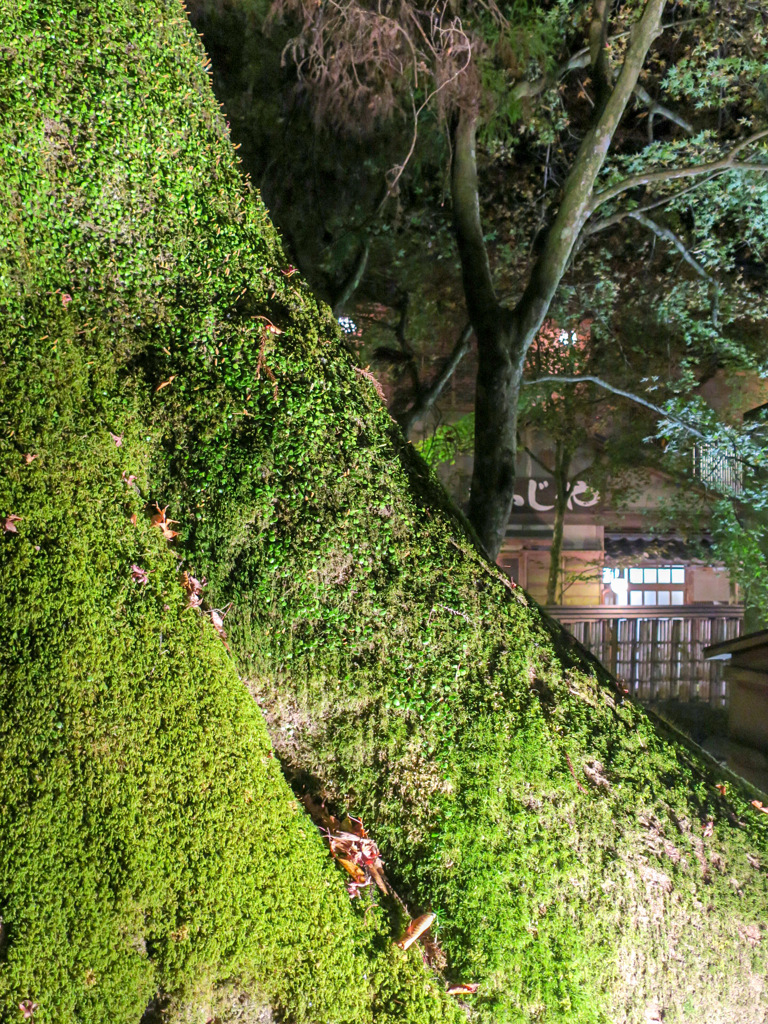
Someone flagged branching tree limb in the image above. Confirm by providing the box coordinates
[579,173,721,238]
[523,374,707,439]
[633,82,694,139]
[453,0,668,558]
[330,238,371,315]
[588,127,768,213]
[628,211,719,325]
[397,322,473,437]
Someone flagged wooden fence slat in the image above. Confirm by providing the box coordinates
[549,607,743,707]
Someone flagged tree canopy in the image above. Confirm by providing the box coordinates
[190,0,768,569]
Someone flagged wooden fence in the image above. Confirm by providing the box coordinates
[546,605,744,706]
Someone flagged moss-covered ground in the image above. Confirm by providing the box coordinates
[2,1,768,1022]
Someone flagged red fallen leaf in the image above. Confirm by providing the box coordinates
[751,800,768,815]
[129,513,137,526]
[716,784,727,796]
[396,912,436,951]
[61,292,72,307]
[447,983,479,996]
[131,564,148,585]
[155,374,177,393]
[19,1000,38,1019]
[22,454,38,465]
[3,514,21,534]
[254,315,283,335]
[109,432,123,447]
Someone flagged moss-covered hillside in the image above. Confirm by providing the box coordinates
[2,2,768,1023]
[0,3,464,1022]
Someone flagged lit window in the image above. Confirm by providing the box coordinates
[603,564,686,606]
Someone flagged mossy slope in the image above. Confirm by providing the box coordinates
[1,2,768,1023]
[0,3,463,1022]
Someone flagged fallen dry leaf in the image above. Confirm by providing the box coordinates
[208,606,232,648]
[703,820,714,837]
[22,454,38,465]
[131,564,148,585]
[19,1000,38,1019]
[181,571,206,607]
[3,514,21,534]
[130,513,137,526]
[314,810,391,897]
[150,503,178,541]
[336,856,367,885]
[109,432,123,447]
[396,912,436,951]
[155,375,177,393]
[447,983,478,996]
[716,784,727,796]
[751,800,768,815]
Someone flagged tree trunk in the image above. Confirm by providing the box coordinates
[546,442,574,604]
[451,0,667,560]
[7,5,768,1023]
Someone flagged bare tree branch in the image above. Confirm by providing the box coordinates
[510,18,702,106]
[331,239,370,315]
[629,211,719,325]
[588,128,768,213]
[398,323,473,437]
[523,375,707,438]
[634,82,694,138]
[513,0,668,346]
[580,173,721,238]
[589,0,613,113]
[451,108,501,334]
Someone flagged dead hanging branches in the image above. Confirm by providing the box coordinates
[268,0,476,144]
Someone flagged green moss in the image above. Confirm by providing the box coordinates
[0,4,462,1021]
[2,1,768,1022]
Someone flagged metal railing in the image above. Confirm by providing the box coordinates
[547,605,744,706]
